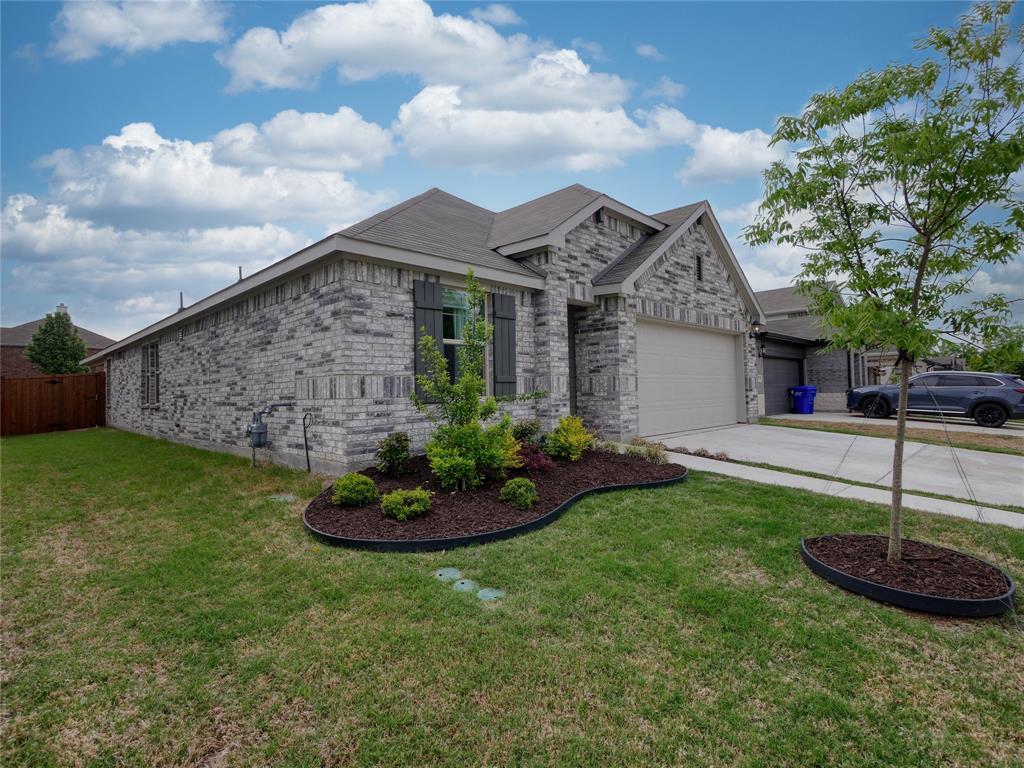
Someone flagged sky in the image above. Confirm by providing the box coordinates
[1,0,1021,340]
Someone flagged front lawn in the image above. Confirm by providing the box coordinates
[2,429,1022,767]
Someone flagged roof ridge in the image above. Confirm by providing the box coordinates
[342,188,442,237]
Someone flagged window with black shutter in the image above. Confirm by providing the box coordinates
[413,279,444,397]
[141,341,159,407]
[492,293,517,396]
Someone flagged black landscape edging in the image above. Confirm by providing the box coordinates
[303,468,688,553]
[801,534,1016,617]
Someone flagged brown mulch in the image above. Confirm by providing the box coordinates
[304,451,686,541]
[805,534,1011,600]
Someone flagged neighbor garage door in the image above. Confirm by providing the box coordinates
[636,320,741,436]
[763,356,802,415]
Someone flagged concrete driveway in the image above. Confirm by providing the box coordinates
[660,424,1024,509]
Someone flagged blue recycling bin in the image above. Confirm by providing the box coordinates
[789,385,817,414]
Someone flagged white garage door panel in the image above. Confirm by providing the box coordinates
[637,321,740,436]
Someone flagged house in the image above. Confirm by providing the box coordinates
[863,348,965,384]
[1,304,114,378]
[754,286,868,414]
[85,185,765,473]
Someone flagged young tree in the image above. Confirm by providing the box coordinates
[24,311,89,375]
[746,2,1023,562]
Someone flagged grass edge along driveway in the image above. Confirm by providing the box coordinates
[2,429,1022,767]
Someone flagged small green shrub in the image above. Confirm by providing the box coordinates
[376,432,411,478]
[381,487,432,521]
[425,416,522,491]
[511,418,542,444]
[595,440,620,454]
[544,416,596,461]
[626,437,668,464]
[331,473,379,506]
[426,443,481,491]
[499,477,538,509]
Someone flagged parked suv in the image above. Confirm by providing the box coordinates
[846,371,1024,427]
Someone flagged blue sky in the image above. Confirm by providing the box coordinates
[2,0,1019,339]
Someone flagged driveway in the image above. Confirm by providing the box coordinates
[660,424,1024,509]
[768,411,1024,438]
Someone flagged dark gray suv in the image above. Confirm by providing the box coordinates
[846,371,1024,427]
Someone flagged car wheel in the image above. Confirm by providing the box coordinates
[973,403,1008,428]
[861,396,890,418]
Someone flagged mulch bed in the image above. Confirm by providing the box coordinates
[304,451,685,542]
[804,534,1010,600]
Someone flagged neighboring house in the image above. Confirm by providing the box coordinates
[1,304,114,378]
[754,286,868,414]
[863,348,965,384]
[85,185,765,473]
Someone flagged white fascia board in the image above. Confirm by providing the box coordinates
[334,237,545,290]
[83,235,545,364]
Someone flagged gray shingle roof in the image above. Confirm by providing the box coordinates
[486,184,602,248]
[756,285,805,316]
[593,201,704,287]
[762,314,829,342]
[338,188,537,277]
[1,317,115,349]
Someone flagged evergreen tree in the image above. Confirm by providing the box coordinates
[24,311,89,375]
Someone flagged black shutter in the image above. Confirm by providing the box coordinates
[492,293,517,396]
[414,279,444,398]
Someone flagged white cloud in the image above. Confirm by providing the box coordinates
[469,4,523,26]
[2,194,312,338]
[570,37,606,62]
[395,88,695,171]
[644,75,686,102]
[716,199,762,227]
[212,106,395,171]
[217,0,535,92]
[51,0,226,61]
[677,126,784,183]
[635,43,666,61]
[39,122,393,230]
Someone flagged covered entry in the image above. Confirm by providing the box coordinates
[761,338,805,415]
[636,319,742,436]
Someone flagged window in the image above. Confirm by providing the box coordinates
[696,254,704,282]
[141,341,159,407]
[912,374,942,387]
[442,288,470,378]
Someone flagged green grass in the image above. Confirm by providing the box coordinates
[2,429,1022,767]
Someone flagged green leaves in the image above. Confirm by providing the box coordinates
[744,1,1023,363]
[24,311,89,375]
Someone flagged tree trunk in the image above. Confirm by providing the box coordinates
[888,356,912,563]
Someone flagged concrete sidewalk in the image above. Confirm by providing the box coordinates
[768,411,1024,438]
[669,453,1024,530]
[658,424,1024,509]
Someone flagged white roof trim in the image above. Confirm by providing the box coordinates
[83,234,545,364]
[591,203,765,324]
[498,196,665,257]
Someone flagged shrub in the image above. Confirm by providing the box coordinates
[544,416,596,461]
[412,271,528,490]
[517,444,555,473]
[625,437,668,464]
[331,473,379,506]
[376,432,411,478]
[595,440,620,454]
[499,477,538,509]
[381,487,432,521]
[511,418,542,445]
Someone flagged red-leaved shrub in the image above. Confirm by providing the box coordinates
[518,444,555,473]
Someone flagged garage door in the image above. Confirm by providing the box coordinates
[763,357,801,415]
[636,320,741,436]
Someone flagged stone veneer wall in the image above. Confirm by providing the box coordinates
[107,256,539,473]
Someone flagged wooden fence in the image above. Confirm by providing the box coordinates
[0,372,106,437]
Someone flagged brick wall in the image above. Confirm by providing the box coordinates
[108,256,538,474]
[805,347,853,411]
